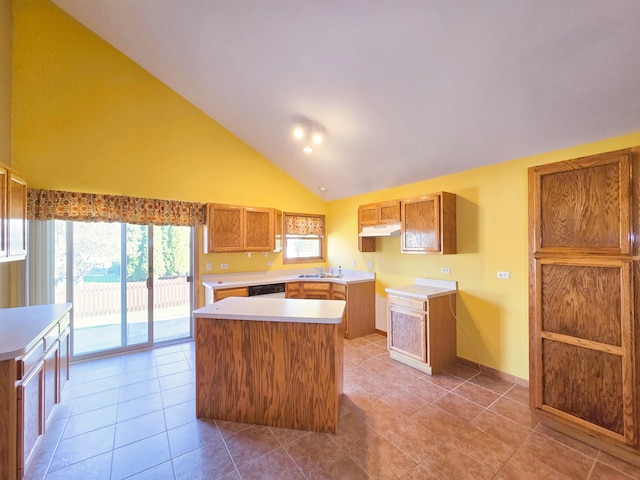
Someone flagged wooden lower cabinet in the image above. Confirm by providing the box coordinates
[213,286,248,302]
[59,327,70,394]
[387,292,456,375]
[301,282,331,299]
[0,309,71,480]
[43,342,59,427]
[17,362,43,478]
[285,281,375,339]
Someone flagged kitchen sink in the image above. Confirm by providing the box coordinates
[297,273,343,279]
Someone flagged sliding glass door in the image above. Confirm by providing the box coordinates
[54,221,193,359]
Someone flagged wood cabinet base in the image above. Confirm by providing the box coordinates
[195,317,343,434]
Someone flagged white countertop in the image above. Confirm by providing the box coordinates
[385,278,457,300]
[202,268,375,291]
[193,296,346,324]
[0,303,72,361]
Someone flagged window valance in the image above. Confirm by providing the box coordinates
[27,188,206,227]
[284,213,325,236]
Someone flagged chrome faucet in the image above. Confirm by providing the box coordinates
[314,267,323,275]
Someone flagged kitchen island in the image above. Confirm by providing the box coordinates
[0,303,72,480]
[193,296,345,433]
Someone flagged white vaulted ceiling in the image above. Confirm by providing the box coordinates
[52,0,640,200]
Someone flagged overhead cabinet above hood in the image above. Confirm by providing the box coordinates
[358,223,401,237]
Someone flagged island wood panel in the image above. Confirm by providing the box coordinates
[195,317,343,433]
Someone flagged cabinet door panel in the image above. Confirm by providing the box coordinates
[401,196,440,253]
[540,262,623,345]
[8,171,27,258]
[59,328,70,394]
[286,282,301,298]
[359,204,378,226]
[209,205,243,252]
[388,308,425,361]
[531,257,635,445]
[378,201,401,224]
[302,282,331,299]
[244,208,273,251]
[43,344,58,426]
[17,363,43,471]
[542,339,625,438]
[531,151,631,255]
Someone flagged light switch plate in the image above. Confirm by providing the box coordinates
[497,271,510,279]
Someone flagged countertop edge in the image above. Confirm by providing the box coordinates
[385,285,457,300]
[0,303,72,361]
[202,275,375,290]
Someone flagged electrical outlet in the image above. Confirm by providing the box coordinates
[221,263,229,269]
[351,259,355,267]
[264,252,268,257]
[497,271,510,279]
[267,261,273,267]
[247,252,252,258]
[366,262,372,268]
[441,267,450,274]
[205,263,212,271]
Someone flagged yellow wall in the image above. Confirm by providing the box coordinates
[11,0,327,304]
[327,132,640,380]
[0,0,12,307]
[0,0,9,164]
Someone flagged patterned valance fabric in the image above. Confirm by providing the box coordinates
[27,188,206,227]
[285,213,325,236]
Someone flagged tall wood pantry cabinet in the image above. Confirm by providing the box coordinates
[529,146,640,465]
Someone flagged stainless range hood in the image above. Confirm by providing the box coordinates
[358,223,401,237]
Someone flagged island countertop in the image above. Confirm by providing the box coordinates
[193,296,346,324]
[0,303,72,361]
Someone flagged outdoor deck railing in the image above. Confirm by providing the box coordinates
[57,277,190,317]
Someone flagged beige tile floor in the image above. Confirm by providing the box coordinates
[23,334,640,480]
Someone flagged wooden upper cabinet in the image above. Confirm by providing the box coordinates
[359,200,401,226]
[8,171,27,259]
[401,192,456,254]
[530,151,631,255]
[204,203,281,253]
[206,204,244,252]
[0,164,27,262]
[244,207,275,251]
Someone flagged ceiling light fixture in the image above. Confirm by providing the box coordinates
[292,119,324,154]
